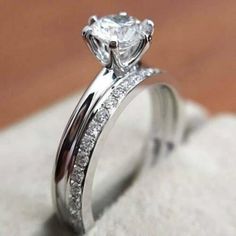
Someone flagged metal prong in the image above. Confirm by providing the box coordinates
[119,12,127,16]
[82,26,92,38]
[107,41,124,72]
[88,15,98,25]
[125,36,149,67]
[141,19,154,37]
[147,35,152,42]
[109,41,118,49]
[145,19,154,28]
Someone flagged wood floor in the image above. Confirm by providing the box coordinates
[0,0,235,128]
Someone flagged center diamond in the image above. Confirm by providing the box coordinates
[91,14,142,47]
[83,13,154,70]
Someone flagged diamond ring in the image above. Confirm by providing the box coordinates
[52,12,184,234]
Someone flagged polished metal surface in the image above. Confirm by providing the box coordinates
[52,12,185,234]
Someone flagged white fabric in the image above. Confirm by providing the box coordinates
[0,92,235,236]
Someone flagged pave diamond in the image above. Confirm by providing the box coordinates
[71,168,85,184]
[119,79,132,92]
[133,74,143,83]
[103,96,118,110]
[95,108,109,124]
[86,120,101,138]
[70,181,82,198]
[76,151,89,167]
[70,209,80,219]
[69,197,81,211]
[112,87,125,98]
[74,165,84,173]
[128,77,137,87]
[80,135,95,152]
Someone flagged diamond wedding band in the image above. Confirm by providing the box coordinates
[52,12,184,234]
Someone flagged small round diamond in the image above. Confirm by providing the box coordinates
[71,169,85,184]
[128,77,137,87]
[86,120,101,138]
[70,211,82,222]
[140,68,155,77]
[119,79,133,91]
[112,87,125,98]
[69,195,81,221]
[103,96,118,110]
[76,153,89,167]
[69,197,81,211]
[70,209,80,219]
[80,135,95,152]
[74,165,84,172]
[69,208,81,220]
[133,74,143,83]
[70,181,82,198]
[95,108,109,124]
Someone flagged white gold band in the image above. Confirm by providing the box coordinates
[52,65,184,234]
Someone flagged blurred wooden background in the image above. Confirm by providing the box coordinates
[0,0,235,128]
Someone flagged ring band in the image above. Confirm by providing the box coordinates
[52,13,184,234]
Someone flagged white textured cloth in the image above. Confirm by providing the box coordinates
[0,92,235,236]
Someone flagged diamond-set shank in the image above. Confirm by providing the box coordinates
[53,65,184,234]
[66,68,156,230]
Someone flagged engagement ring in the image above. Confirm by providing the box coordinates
[52,12,184,234]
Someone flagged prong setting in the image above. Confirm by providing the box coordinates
[88,15,98,25]
[82,13,155,72]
